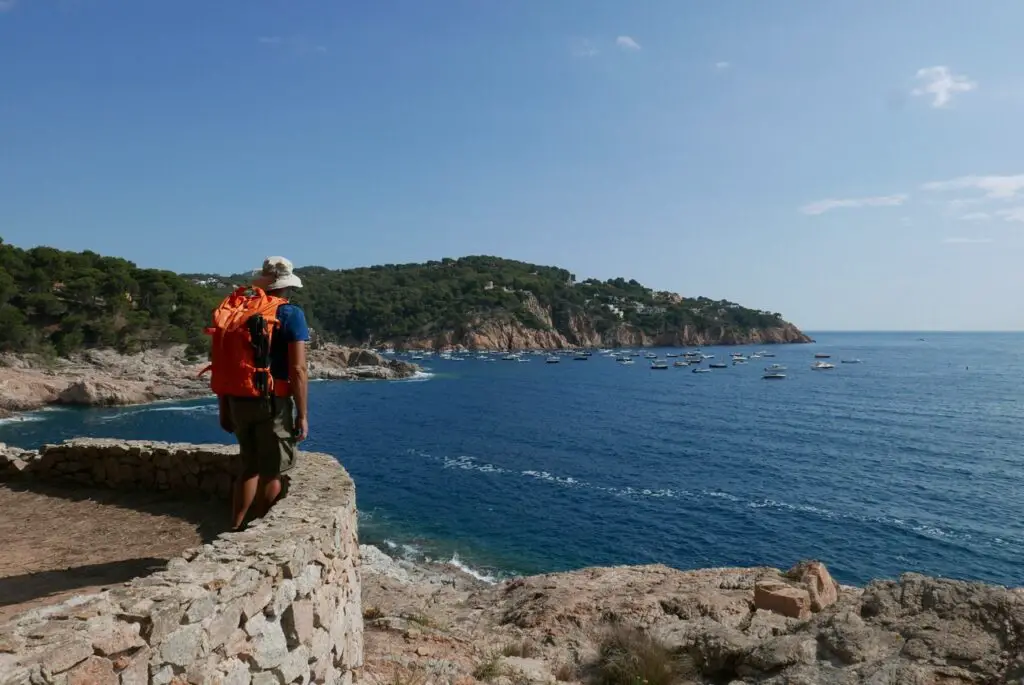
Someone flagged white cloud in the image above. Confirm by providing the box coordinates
[922,174,1024,200]
[799,194,908,215]
[714,61,731,70]
[960,212,992,221]
[911,66,976,108]
[942,237,993,244]
[570,38,599,58]
[616,36,641,51]
[995,207,1024,223]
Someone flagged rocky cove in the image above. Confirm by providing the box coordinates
[359,546,1024,685]
[0,344,420,419]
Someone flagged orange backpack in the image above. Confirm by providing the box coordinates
[201,286,290,398]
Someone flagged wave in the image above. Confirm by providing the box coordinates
[93,403,216,422]
[0,413,47,426]
[446,552,497,584]
[396,370,435,383]
[406,447,1021,551]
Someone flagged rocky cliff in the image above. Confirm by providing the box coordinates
[395,292,811,351]
[360,551,1024,685]
[0,344,419,418]
[399,320,811,351]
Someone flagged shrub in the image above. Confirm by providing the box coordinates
[589,626,690,685]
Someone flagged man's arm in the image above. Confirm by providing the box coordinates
[289,341,308,441]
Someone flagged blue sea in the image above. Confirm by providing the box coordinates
[3,332,1023,588]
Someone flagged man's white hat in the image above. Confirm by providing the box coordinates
[253,256,303,291]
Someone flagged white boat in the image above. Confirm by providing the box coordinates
[814,353,831,359]
[410,354,424,360]
[666,353,679,358]
[650,360,669,369]
[620,358,635,365]
[709,362,728,369]
[692,367,711,373]
[733,359,748,365]
[761,352,776,358]
[573,353,588,361]
[545,356,560,364]
[644,352,657,359]
[673,360,687,367]
[812,361,835,370]
[762,372,786,380]
[841,359,863,364]
[765,364,787,371]
[502,354,519,361]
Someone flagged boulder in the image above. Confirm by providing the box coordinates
[754,581,811,620]
[786,560,839,612]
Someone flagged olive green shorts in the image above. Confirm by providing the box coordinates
[228,396,297,478]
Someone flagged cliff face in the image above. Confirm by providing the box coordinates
[393,292,811,350]
[396,317,812,351]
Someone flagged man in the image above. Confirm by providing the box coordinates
[217,256,310,530]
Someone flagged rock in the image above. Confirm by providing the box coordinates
[159,623,205,667]
[273,645,310,684]
[282,600,315,649]
[39,638,93,676]
[65,655,117,685]
[754,581,811,620]
[500,657,555,684]
[786,561,839,612]
[246,614,289,669]
[89,617,146,657]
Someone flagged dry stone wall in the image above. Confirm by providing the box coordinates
[0,439,362,685]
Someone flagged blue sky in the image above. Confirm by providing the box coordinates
[1,1,1022,330]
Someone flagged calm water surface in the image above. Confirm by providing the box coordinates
[3,332,1023,586]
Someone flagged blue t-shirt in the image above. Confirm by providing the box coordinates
[270,303,310,382]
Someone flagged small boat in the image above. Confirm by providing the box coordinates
[410,354,424,360]
[650,360,669,369]
[620,358,635,365]
[814,353,831,359]
[516,357,531,362]
[666,353,678,358]
[573,353,588,360]
[765,364,787,371]
[631,351,641,357]
[673,361,687,367]
[709,362,728,369]
[545,356,560,364]
[692,367,711,373]
[762,372,786,380]
[644,352,657,359]
[502,354,519,361]
[761,352,776,358]
[841,359,863,364]
[812,361,835,370]
[732,359,748,365]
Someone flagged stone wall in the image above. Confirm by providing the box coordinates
[0,439,363,685]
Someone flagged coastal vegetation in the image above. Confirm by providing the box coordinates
[0,239,804,355]
[0,238,216,356]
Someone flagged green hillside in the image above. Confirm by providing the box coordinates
[0,241,803,355]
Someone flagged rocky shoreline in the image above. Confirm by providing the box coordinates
[358,544,1024,685]
[392,322,813,351]
[0,343,419,419]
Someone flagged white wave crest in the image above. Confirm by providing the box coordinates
[446,552,497,584]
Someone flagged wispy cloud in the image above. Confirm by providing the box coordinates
[960,212,992,221]
[570,38,599,58]
[616,36,641,51]
[0,0,17,12]
[714,61,731,70]
[911,66,976,108]
[922,174,1024,200]
[799,194,908,216]
[257,35,327,55]
[995,207,1024,223]
[942,237,993,244]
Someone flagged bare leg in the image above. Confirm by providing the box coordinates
[252,475,283,518]
[231,473,259,530]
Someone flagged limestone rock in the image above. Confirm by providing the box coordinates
[65,655,117,685]
[786,560,839,612]
[754,581,811,620]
